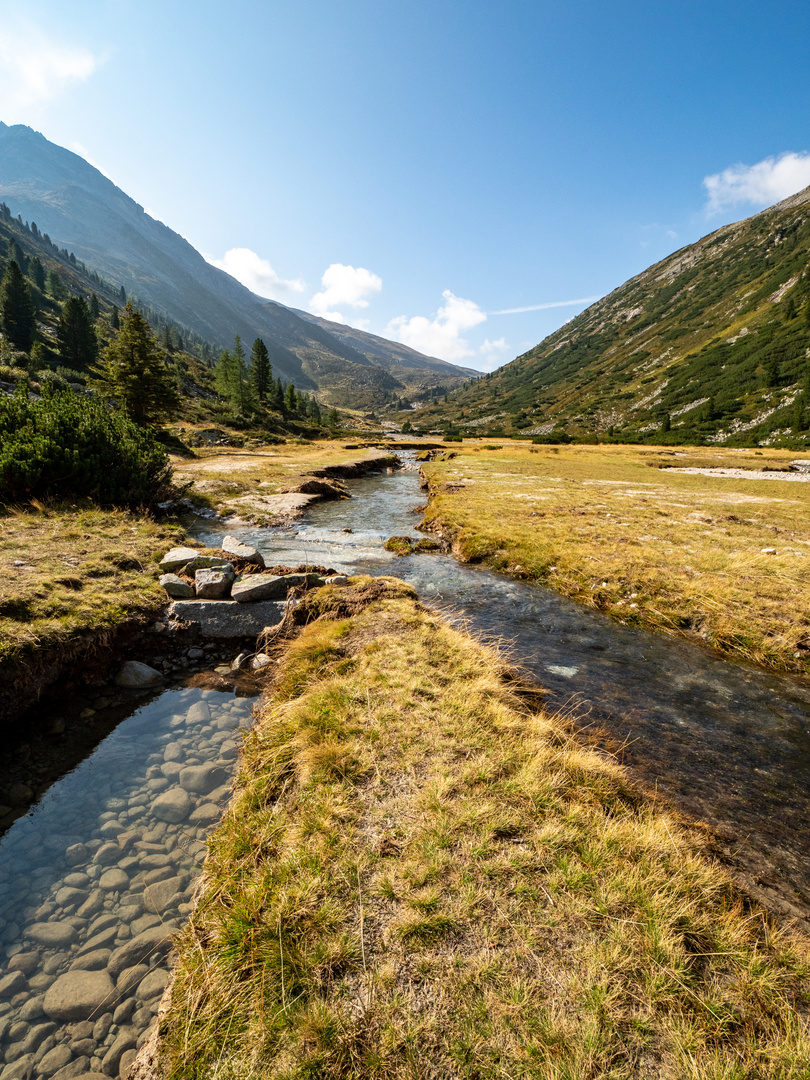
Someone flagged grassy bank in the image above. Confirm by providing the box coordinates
[172,439,395,521]
[420,442,810,673]
[161,582,810,1078]
[0,504,183,664]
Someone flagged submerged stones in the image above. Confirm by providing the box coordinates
[114,663,164,690]
[43,971,115,1022]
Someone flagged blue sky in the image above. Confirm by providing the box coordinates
[2,0,810,370]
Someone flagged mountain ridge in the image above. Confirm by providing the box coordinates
[0,123,474,408]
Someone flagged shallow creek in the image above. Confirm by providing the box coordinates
[192,459,810,926]
[2,458,810,1079]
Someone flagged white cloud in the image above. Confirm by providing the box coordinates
[205,247,305,300]
[386,290,487,361]
[480,337,509,354]
[70,142,115,181]
[309,263,382,316]
[0,29,102,115]
[703,152,810,215]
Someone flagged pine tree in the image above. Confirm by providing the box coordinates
[119,285,126,304]
[249,337,271,401]
[47,269,67,301]
[307,396,322,425]
[28,257,45,291]
[327,407,340,429]
[57,296,98,371]
[89,293,100,320]
[0,260,37,351]
[285,383,298,414]
[91,303,180,426]
[270,376,285,413]
[111,305,120,330]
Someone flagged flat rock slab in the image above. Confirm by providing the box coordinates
[170,599,286,637]
[221,535,265,567]
[158,547,199,572]
[43,970,115,1021]
[232,572,324,603]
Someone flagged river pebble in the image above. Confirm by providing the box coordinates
[0,687,253,1077]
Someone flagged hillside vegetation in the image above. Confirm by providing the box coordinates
[160,584,810,1079]
[415,187,810,446]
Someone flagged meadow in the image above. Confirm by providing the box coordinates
[421,442,810,673]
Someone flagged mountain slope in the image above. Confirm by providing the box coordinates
[0,123,473,408]
[293,309,478,391]
[420,187,810,444]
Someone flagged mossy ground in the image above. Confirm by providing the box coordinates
[0,504,183,663]
[162,583,810,1079]
[421,441,810,673]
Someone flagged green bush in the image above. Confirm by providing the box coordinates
[0,386,172,508]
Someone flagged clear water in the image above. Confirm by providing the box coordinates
[193,459,810,922]
[0,686,255,1078]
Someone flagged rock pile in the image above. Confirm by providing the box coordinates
[158,538,348,639]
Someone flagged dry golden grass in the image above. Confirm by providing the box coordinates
[421,442,810,673]
[163,586,810,1079]
[0,504,182,662]
[172,440,390,520]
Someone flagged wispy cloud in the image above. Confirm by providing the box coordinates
[0,28,103,115]
[309,263,382,321]
[703,152,810,215]
[489,296,599,315]
[386,290,487,361]
[205,247,305,300]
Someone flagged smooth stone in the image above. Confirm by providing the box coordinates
[135,968,168,1001]
[159,573,194,599]
[50,1059,92,1080]
[168,599,286,638]
[69,950,111,972]
[54,888,86,909]
[186,701,211,725]
[250,653,273,670]
[26,924,77,948]
[178,764,227,796]
[43,971,115,1022]
[114,662,163,689]
[160,762,182,779]
[34,1037,57,1064]
[230,573,286,602]
[93,844,122,867]
[142,877,182,913]
[118,904,142,923]
[119,1049,138,1076]
[151,789,192,824]
[98,821,125,838]
[162,742,184,763]
[91,1014,113,1042]
[194,567,235,600]
[113,998,136,1025]
[158,547,198,573]
[139,854,171,870]
[115,965,148,996]
[107,928,173,980]
[130,915,161,935]
[0,1054,35,1080]
[98,869,129,892]
[36,1044,73,1077]
[64,845,88,867]
[28,976,55,991]
[189,802,221,825]
[87,914,119,936]
[68,1039,95,1058]
[18,996,44,1021]
[62,874,90,888]
[101,1027,136,1077]
[0,971,27,998]
[76,891,104,919]
[70,1022,94,1040]
[9,953,40,976]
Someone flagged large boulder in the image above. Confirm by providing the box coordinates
[158,547,199,573]
[43,970,115,1022]
[115,662,164,689]
[221,535,265,567]
[195,567,234,600]
[169,599,286,637]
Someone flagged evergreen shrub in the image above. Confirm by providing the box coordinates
[0,386,172,508]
